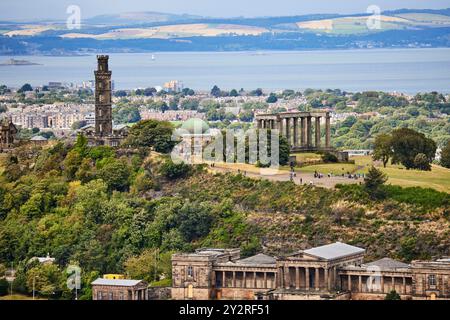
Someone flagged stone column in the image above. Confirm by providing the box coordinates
[295,267,300,290]
[284,266,290,289]
[285,118,291,146]
[293,117,298,147]
[264,272,267,288]
[305,268,310,290]
[300,117,306,147]
[358,275,362,292]
[325,115,331,148]
[392,277,395,292]
[347,274,352,291]
[380,276,384,293]
[315,268,320,291]
[257,120,262,129]
[278,119,284,136]
[253,272,257,288]
[274,272,278,289]
[315,117,321,148]
[402,277,406,295]
[333,267,337,290]
[232,271,236,287]
[243,271,246,288]
[306,117,312,148]
[279,267,284,288]
[325,268,330,291]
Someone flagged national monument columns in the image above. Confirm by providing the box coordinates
[255,111,332,152]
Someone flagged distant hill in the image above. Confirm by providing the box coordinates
[84,11,204,26]
[1,8,450,54]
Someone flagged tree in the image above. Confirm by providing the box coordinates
[364,166,388,199]
[391,128,436,170]
[414,153,431,171]
[373,133,393,168]
[26,263,64,298]
[250,88,263,97]
[266,93,278,104]
[211,85,221,98]
[440,140,450,168]
[18,83,33,93]
[63,150,83,180]
[0,278,8,296]
[124,249,164,283]
[160,159,191,180]
[229,89,239,97]
[98,160,131,192]
[144,87,156,97]
[385,290,401,300]
[71,120,87,130]
[322,152,338,163]
[182,88,195,96]
[124,120,175,153]
[114,90,128,97]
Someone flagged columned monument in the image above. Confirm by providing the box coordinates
[255,111,332,152]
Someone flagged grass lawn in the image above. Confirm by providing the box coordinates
[298,163,358,174]
[299,155,450,193]
[293,152,322,163]
[0,294,46,300]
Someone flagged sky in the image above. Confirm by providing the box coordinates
[2,0,450,21]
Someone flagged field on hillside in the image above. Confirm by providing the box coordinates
[296,13,450,34]
[61,23,269,40]
[300,155,450,193]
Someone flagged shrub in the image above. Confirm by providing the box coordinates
[160,160,191,180]
[321,152,338,163]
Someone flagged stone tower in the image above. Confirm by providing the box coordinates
[94,55,112,137]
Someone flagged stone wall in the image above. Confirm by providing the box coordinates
[148,287,171,300]
[171,287,211,300]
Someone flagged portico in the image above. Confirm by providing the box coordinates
[255,111,332,152]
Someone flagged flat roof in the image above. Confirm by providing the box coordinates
[303,242,365,260]
[91,278,144,287]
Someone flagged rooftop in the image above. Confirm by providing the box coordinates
[363,257,410,270]
[30,135,48,141]
[91,278,144,287]
[237,254,276,265]
[303,242,365,261]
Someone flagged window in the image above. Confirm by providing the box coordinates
[187,266,194,278]
[109,292,113,300]
[428,275,436,286]
[119,292,124,300]
[97,291,102,300]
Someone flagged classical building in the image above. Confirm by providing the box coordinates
[255,111,332,152]
[171,242,450,300]
[0,118,18,150]
[81,55,128,147]
[91,278,148,300]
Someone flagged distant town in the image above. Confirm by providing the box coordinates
[1,78,449,153]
